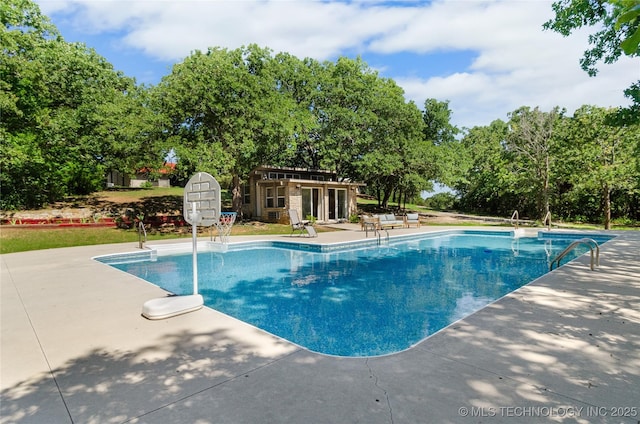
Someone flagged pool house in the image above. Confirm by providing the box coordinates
[242,165,365,224]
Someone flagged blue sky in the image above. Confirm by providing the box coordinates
[36,0,637,129]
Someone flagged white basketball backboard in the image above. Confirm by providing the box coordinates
[183,172,221,227]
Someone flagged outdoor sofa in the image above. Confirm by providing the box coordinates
[360,213,421,231]
[375,214,405,229]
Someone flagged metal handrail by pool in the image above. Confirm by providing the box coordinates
[138,221,147,249]
[550,238,599,271]
[511,210,519,230]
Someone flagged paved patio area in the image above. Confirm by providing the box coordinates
[2,226,639,423]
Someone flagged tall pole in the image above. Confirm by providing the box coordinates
[192,202,198,295]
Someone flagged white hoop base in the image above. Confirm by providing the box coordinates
[142,295,204,320]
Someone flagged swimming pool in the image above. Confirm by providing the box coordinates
[97,230,613,357]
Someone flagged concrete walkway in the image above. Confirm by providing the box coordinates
[2,226,639,423]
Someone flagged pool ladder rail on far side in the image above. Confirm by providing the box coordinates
[362,219,389,245]
[138,220,147,249]
[377,228,389,245]
[549,238,600,271]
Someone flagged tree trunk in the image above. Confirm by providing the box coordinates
[543,153,550,221]
[603,183,611,230]
[381,179,393,209]
[381,190,391,209]
[231,174,242,216]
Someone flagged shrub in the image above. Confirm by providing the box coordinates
[424,192,457,210]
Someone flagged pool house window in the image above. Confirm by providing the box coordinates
[277,187,286,208]
[265,187,274,208]
[243,183,250,205]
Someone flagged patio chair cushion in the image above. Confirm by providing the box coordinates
[376,214,404,228]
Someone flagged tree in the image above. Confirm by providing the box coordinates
[1,0,144,208]
[271,54,326,170]
[422,99,465,189]
[357,79,426,208]
[155,45,297,213]
[270,54,431,209]
[560,105,639,229]
[456,120,514,216]
[506,106,561,220]
[615,0,640,54]
[314,57,379,179]
[423,99,459,144]
[544,0,640,115]
[95,83,166,180]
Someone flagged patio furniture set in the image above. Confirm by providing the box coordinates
[360,213,421,235]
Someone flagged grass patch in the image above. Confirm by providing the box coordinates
[0,222,336,254]
[226,222,295,236]
[0,227,185,254]
[611,225,640,230]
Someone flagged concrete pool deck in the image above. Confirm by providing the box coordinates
[1,226,639,423]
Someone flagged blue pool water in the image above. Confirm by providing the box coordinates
[98,231,613,357]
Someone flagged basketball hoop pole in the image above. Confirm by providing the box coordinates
[192,202,198,295]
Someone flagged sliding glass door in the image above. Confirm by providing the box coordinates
[328,188,347,220]
[302,188,321,220]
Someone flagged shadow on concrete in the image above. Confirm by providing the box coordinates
[1,328,295,424]
[396,260,640,415]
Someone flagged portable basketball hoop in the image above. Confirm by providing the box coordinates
[142,172,221,320]
[215,212,236,243]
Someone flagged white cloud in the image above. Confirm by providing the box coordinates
[400,55,636,129]
[37,0,76,15]
[371,1,637,127]
[42,0,398,60]
[37,0,638,128]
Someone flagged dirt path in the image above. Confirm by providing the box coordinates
[1,191,182,222]
[1,191,512,226]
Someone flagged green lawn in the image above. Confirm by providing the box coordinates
[0,222,328,254]
[0,227,185,254]
[1,187,634,254]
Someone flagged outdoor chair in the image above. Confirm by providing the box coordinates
[288,209,317,237]
[405,213,421,228]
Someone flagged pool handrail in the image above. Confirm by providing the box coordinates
[138,220,147,249]
[543,211,552,231]
[511,210,519,230]
[549,238,599,271]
